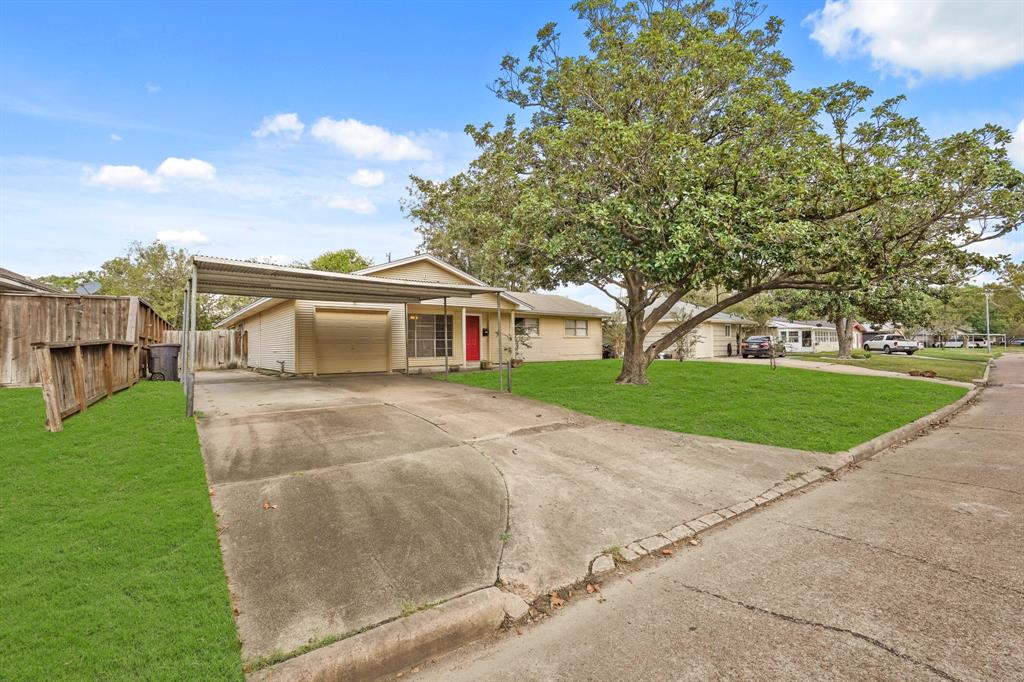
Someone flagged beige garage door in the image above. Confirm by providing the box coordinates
[314,310,388,374]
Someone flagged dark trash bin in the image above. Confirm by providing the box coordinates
[147,343,181,381]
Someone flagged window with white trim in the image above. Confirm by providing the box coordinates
[724,325,732,336]
[564,319,589,336]
[406,314,453,358]
[515,317,540,337]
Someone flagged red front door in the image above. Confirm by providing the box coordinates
[465,316,481,361]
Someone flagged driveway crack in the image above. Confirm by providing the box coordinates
[878,470,1022,497]
[774,521,1024,598]
[669,580,963,682]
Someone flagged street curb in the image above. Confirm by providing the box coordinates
[248,588,527,682]
[590,381,983,575]
[973,359,993,387]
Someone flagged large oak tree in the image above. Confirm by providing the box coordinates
[406,0,1023,383]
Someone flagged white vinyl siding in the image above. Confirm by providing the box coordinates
[242,300,296,372]
[644,322,715,358]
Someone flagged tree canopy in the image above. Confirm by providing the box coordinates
[406,0,1023,383]
[302,248,373,274]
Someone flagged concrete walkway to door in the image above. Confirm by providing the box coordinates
[195,370,839,667]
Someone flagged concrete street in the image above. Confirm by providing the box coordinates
[412,355,1024,681]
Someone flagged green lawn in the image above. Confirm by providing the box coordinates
[442,359,967,452]
[795,352,986,382]
[915,347,1000,361]
[0,384,241,681]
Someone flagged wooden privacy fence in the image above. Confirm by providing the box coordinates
[162,329,247,371]
[32,340,140,431]
[1,293,173,386]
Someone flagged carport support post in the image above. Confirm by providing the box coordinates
[404,302,410,374]
[443,297,449,380]
[496,295,504,392]
[180,285,189,395]
[186,264,197,417]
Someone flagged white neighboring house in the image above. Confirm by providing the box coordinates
[641,300,757,359]
[769,318,863,354]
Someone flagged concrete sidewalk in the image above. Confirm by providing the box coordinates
[411,354,1024,681]
[703,354,975,388]
[194,370,839,669]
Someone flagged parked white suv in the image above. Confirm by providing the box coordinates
[863,334,917,355]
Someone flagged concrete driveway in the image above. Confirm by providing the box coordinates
[195,370,836,665]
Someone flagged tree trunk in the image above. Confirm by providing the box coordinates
[616,303,652,384]
[835,316,855,359]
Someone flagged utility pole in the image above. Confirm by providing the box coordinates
[984,291,992,354]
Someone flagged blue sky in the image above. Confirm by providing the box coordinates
[1,0,1022,308]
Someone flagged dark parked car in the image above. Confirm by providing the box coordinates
[741,336,784,358]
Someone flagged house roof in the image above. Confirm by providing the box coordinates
[646,299,755,326]
[0,267,63,294]
[769,317,836,330]
[507,291,610,318]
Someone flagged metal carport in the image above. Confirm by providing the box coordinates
[182,255,511,415]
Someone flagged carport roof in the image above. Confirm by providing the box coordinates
[193,255,504,306]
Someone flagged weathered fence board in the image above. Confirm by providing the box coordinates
[162,330,247,371]
[31,340,139,431]
[0,293,173,386]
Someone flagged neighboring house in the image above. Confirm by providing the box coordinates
[769,318,864,353]
[641,300,757,359]
[911,327,973,348]
[0,267,63,294]
[217,254,609,374]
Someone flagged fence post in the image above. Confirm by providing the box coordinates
[71,344,88,414]
[103,342,114,397]
[32,344,63,432]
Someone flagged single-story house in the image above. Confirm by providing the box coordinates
[217,254,609,374]
[911,327,973,348]
[641,301,757,359]
[769,318,863,353]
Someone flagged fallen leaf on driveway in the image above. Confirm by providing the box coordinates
[661,548,673,556]
[688,538,700,546]
[586,583,601,594]
[262,502,277,510]
[516,627,524,635]
[208,487,216,497]
[549,592,565,609]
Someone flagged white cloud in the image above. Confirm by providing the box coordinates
[323,194,377,214]
[348,168,385,187]
[252,112,305,140]
[311,117,432,161]
[109,133,122,143]
[156,229,209,245]
[805,0,1024,82]
[146,83,161,94]
[1008,120,1024,169]
[84,165,164,192]
[156,157,217,181]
